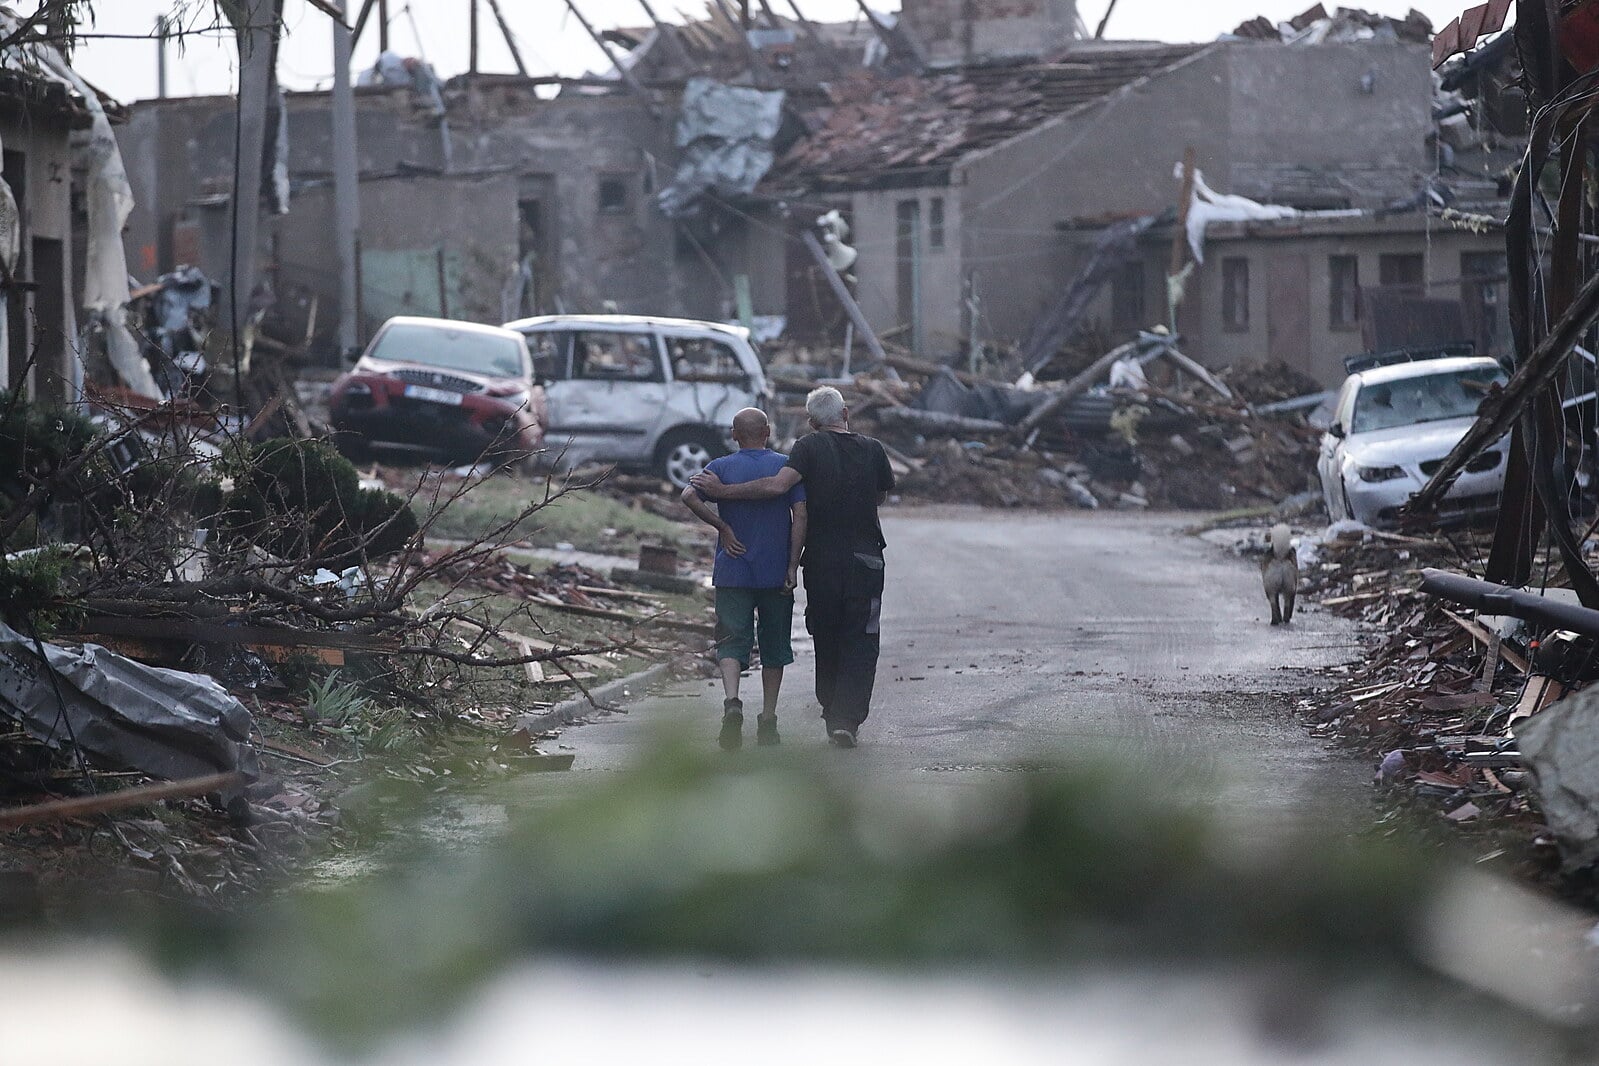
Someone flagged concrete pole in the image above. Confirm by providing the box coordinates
[155,15,168,98]
[226,0,277,361]
[333,10,361,352]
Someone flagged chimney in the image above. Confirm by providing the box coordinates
[901,0,1079,65]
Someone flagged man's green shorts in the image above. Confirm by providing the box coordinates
[714,587,795,670]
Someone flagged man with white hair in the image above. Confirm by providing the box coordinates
[691,386,895,748]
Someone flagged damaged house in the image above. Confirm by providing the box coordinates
[115,2,1512,392]
[766,7,1513,386]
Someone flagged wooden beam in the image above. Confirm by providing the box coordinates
[801,229,889,368]
[1093,0,1119,39]
[563,0,660,116]
[485,0,529,76]
[0,773,247,830]
[302,0,351,25]
[351,0,379,47]
[636,0,694,69]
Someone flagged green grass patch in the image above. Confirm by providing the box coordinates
[423,476,691,555]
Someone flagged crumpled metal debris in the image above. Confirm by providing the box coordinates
[0,623,259,810]
[658,79,785,218]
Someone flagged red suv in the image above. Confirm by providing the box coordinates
[330,317,547,464]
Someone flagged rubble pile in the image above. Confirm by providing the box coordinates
[1297,526,1568,859]
[772,337,1327,511]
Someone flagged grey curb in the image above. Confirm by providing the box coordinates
[515,662,672,734]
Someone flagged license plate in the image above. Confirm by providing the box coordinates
[403,384,463,406]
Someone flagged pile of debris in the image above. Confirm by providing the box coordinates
[0,386,694,900]
[1292,523,1599,873]
[1230,4,1434,45]
[773,332,1327,512]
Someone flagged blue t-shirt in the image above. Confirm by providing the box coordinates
[703,449,806,589]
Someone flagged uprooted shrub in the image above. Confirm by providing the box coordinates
[219,437,419,570]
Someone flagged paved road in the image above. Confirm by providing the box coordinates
[486,508,1371,833]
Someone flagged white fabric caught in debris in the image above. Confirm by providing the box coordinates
[0,8,159,398]
[0,133,16,275]
[1180,165,1298,264]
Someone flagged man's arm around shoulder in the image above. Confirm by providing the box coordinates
[691,465,801,501]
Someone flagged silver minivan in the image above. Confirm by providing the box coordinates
[503,314,771,487]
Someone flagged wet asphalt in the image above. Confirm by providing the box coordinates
[489,507,1374,833]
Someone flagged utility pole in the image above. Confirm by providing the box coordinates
[227,0,279,373]
[378,0,390,51]
[333,5,361,352]
[468,0,480,74]
[155,15,168,98]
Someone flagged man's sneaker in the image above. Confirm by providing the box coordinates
[756,714,780,747]
[828,725,857,749]
[719,699,744,752]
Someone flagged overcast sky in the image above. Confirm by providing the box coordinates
[62,1,1479,104]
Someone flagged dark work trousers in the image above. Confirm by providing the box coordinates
[804,568,883,730]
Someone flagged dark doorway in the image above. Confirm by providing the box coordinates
[517,175,557,317]
[31,238,66,401]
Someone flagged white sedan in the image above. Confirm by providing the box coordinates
[1317,356,1508,528]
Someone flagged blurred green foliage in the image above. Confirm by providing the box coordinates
[110,740,1442,1043]
[221,438,418,568]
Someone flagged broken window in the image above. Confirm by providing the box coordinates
[929,197,946,251]
[1221,257,1249,332]
[1330,255,1360,330]
[1351,366,1505,434]
[598,176,630,215]
[526,331,570,382]
[1110,260,1145,331]
[1378,253,1425,292]
[572,331,663,383]
[667,336,748,385]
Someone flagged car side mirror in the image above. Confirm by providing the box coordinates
[1329,423,1346,439]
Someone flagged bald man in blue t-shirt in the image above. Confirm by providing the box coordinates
[681,408,807,751]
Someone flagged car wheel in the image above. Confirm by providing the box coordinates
[657,430,724,489]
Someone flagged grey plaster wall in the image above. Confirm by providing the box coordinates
[903,0,1079,64]
[118,83,702,348]
[956,46,1229,353]
[1189,223,1506,387]
[849,185,964,354]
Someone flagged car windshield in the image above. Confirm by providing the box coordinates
[1351,367,1503,434]
[368,323,525,378]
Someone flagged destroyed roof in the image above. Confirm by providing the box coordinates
[1229,5,1434,44]
[770,43,1208,191]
